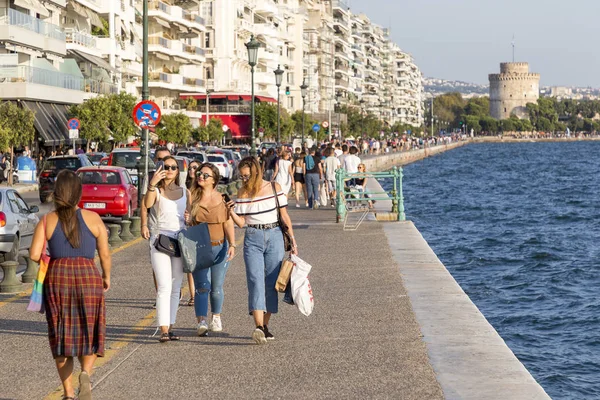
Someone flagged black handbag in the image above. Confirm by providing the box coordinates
[271,182,293,252]
[154,234,181,257]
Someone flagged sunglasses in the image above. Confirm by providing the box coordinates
[240,174,251,180]
[189,165,199,170]
[163,165,178,171]
[196,172,213,180]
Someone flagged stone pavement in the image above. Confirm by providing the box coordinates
[0,203,443,400]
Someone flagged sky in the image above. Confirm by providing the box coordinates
[348,0,600,87]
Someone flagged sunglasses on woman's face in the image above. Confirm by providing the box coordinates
[196,172,213,180]
[240,174,251,181]
[189,165,199,170]
[163,165,178,171]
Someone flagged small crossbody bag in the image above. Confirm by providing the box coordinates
[271,182,293,252]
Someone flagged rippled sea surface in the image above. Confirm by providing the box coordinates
[389,142,600,399]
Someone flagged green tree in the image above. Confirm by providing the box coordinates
[0,102,35,184]
[479,116,498,133]
[500,119,515,132]
[463,115,481,133]
[108,92,137,146]
[464,97,490,118]
[537,116,553,132]
[254,102,278,139]
[158,113,192,144]
[70,96,111,146]
[194,118,224,144]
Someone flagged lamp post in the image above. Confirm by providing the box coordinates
[245,34,260,157]
[359,98,365,138]
[205,88,214,126]
[137,0,149,210]
[274,64,284,145]
[300,79,308,148]
[336,92,341,141]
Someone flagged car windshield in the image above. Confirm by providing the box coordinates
[208,155,225,163]
[211,151,233,162]
[78,171,122,185]
[43,158,80,171]
[112,152,139,168]
[89,154,104,162]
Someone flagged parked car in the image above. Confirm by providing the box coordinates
[222,145,250,158]
[208,149,237,180]
[172,155,191,187]
[77,167,139,219]
[38,154,93,203]
[88,152,107,166]
[207,154,232,183]
[0,188,39,261]
[175,150,208,163]
[99,156,109,166]
[108,148,156,185]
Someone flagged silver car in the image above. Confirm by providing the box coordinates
[0,188,39,261]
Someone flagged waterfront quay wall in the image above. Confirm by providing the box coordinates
[363,140,469,172]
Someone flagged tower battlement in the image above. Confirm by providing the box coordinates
[489,62,540,120]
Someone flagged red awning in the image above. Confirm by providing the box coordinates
[240,95,252,101]
[255,96,277,103]
[201,114,251,138]
[180,94,228,100]
[227,95,240,100]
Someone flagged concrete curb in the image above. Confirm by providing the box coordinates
[383,222,550,399]
[14,184,39,194]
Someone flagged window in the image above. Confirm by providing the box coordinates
[504,108,507,112]
[288,97,294,108]
[205,32,211,48]
[287,72,294,85]
[6,191,28,214]
[78,171,122,185]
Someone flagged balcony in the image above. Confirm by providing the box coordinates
[333,0,349,11]
[236,18,254,34]
[0,8,65,55]
[254,23,278,38]
[148,37,205,63]
[189,104,251,115]
[149,1,206,32]
[254,0,278,16]
[0,65,116,103]
[335,79,349,88]
[148,71,205,92]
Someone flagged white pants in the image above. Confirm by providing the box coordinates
[151,244,184,327]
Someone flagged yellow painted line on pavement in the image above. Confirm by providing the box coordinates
[0,237,143,310]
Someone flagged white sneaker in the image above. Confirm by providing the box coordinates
[296,203,300,208]
[209,316,222,332]
[196,320,208,336]
[252,327,267,345]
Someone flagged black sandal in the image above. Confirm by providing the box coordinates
[187,297,194,306]
[169,331,180,341]
[159,332,170,343]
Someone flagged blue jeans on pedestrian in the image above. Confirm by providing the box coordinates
[192,242,229,317]
[305,173,320,208]
[244,226,284,314]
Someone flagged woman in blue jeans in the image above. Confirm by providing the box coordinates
[187,163,236,336]
[303,147,323,209]
[228,157,298,344]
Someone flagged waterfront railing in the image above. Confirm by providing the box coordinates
[335,166,405,223]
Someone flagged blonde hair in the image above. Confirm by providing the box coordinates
[238,156,263,198]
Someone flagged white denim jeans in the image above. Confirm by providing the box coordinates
[150,242,184,327]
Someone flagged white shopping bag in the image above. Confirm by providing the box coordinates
[290,254,314,316]
[319,183,329,206]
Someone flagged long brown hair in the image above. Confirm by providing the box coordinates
[190,163,221,218]
[157,155,180,190]
[238,156,263,198]
[53,170,83,248]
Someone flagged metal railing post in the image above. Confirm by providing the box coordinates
[335,168,346,223]
[398,167,405,221]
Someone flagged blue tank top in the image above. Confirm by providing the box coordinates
[48,209,96,259]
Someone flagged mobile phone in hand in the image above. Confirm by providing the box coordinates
[222,193,231,203]
[155,161,164,170]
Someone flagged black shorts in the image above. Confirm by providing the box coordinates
[294,173,305,184]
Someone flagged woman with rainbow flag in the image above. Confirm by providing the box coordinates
[29,170,111,400]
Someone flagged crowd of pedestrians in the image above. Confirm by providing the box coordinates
[30,134,462,399]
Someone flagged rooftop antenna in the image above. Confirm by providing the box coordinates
[512,34,515,62]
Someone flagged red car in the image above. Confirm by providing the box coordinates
[77,166,138,219]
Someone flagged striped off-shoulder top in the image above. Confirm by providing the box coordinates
[234,186,288,225]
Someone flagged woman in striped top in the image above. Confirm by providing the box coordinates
[228,157,298,344]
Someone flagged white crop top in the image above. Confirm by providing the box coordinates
[235,189,288,225]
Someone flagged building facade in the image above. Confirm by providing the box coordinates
[0,0,424,147]
[489,62,540,120]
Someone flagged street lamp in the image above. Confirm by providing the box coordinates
[300,79,308,147]
[336,92,341,141]
[274,64,284,145]
[359,98,365,138]
[245,34,260,157]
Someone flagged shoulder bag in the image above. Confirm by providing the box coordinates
[154,234,181,258]
[271,182,293,252]
[177,222,213,273]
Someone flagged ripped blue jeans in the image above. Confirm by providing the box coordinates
[192,242,229,317]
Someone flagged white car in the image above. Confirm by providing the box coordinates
[207,154,232,182]
[0,188,39,261]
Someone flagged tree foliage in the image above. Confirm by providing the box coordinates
[0,102,35,150]
[194,118,224,144]
[158,112,192,144]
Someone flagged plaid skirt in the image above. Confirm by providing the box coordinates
[43,257,105,358]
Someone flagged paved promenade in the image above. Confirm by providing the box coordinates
[0,205,443,400]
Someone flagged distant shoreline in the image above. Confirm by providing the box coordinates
[473,136,600,143]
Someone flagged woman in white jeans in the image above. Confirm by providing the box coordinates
[144,156,190,343]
